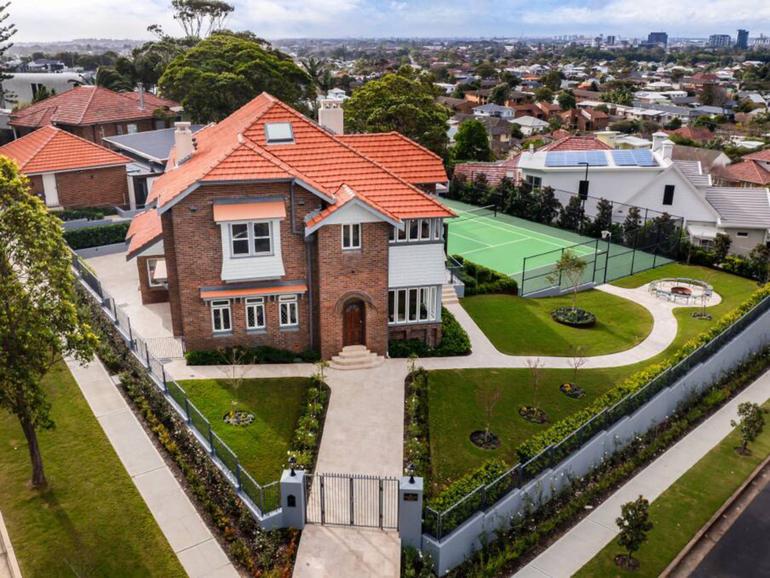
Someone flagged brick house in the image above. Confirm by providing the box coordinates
[9,86,179,146]
[126,93,451,360]
[0,125,131,207]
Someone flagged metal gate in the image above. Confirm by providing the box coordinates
[305,473,399,529]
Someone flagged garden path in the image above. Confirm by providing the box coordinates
[513,367,770,578]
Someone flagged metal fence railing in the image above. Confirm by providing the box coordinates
[70,250,282,519]
[423,291,770,539]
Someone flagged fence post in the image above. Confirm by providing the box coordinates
[184,398,192,423]
[280,469,306,529]
[349,476,355,526]
[591,239,599,284]
[235,461,242,490]
[127,317,134,348]
[520,256,527,295]
[145,341,151,367]
[399,475,423,549]
[161,366,168,393]
[208,424,215,456]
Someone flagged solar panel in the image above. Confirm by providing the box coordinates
[546,151,609,167]
[584,151,609,166]
[632,149,657,167]
[545,152,567,167]
[611,150,637,166]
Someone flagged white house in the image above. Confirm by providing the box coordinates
[472,103,514,118]
[510,115,549,136]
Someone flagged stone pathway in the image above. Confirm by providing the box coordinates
[513,368,770,578]
[64,356,238,578]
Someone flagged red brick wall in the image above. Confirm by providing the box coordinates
[166,182,323,352]
[28,175,44,198]
[68,119,157,145]
[316,222,390,358]
[54,165,128,208]
[137,255,169,304]
[389,322,442,348]
[162,211,184,337]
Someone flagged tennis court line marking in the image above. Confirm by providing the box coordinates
[459,237,530,256]
[451,214,583,252]
[450,230,493,248]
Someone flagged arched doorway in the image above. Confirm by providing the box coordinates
[342,299,366,347]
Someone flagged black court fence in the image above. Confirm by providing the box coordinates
[71,250,282,519]
[519,191,683,296]
[424,291,770,539]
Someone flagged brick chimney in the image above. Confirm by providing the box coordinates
[174,122,194,166]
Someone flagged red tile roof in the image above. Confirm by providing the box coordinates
[337,132,448,185]
[126,208,162,258]
[744,149,770,163]
[454,155,520,187]
[541,135,612,152]
[10,86,178,128]
[0,125,130,174]
[149,93,453,224]
[671,126,715,142]
[720,160,770,186]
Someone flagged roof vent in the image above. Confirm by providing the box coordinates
[264,122,294,144]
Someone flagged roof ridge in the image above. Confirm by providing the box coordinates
[77,85,100,125]
[16,125,59,171]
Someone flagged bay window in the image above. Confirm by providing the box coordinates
[391,219,443,243]
[229,221,272,257]
[388,286,438,325]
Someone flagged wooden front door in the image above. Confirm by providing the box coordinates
[343,300,365,346]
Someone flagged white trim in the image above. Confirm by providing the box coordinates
[279,294,299,327]
[228,220,274,258]
[341,223,362,250]
[388,285,439,325]
[210,299,232,333]
[42,172,60,207]
[245,297,266,330]
[304,197,402,236]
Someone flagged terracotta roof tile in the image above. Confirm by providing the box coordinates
[10,86,178,128]
[126,208,162,258]
[0,125,130,174]
[541,135,612,152]
[454,155,520,187]
[720,160,770,186]
[744,149,770,163]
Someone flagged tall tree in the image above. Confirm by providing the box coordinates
[712,233,732,262]
[557,90,577,110]
[623,206,642,246]
[171,0,233,38]
[344,70,450,156]
[558,195,586,231]
[532,186,560,224]
[749,243,770,283]
[452,119,493,162]
[0,2,17,107]
[95,66,134,92]
[159,32,312,122]
[0,158,97,488]
[489,83,510,105]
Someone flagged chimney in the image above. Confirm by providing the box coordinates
[661,139,674,161]
[137,82,145,110]
[595,130,618,149]
[318,99,344,135]
[652,131,668,152]
[174,122,194,166]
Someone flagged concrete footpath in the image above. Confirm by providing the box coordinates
[64,356,238,578]
[514,368,770,578]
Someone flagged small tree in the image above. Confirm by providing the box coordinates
[568,345,587,386]
[476,381,502,444]
[712,233,732,263]
[748,243,770,283]
[547,249,588,312]
[615,496,653,568]
[532,186,560,224]
[526,358,544,410]
[589,197,613,238]
[731,402,765,455]
[623,206,642,246]
[558,195,586,231]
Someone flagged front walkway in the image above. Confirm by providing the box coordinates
[513,367,770,578]
[64,356,238,578]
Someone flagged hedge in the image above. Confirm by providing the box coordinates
[452,255,518,296]
[287,370,330,471]
[185,345,320,365]
[55,206,117,221]
[64,222,130,249]
[388,307,471,358]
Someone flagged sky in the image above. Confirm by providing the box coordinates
[9,0,770,42]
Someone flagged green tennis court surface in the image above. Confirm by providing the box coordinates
[441,198,672,295]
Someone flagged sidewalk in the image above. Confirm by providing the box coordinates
[513,367,770,578]
[64,356,238,578]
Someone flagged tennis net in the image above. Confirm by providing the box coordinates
[453,204,497,223]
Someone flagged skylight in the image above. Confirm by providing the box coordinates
[264,122,294,144]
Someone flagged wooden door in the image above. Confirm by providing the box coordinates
[343,300,365,346]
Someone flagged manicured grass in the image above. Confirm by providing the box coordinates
[179,377,309,484]
[461,290,653,356]
[428,366,631,492]
[0,362,184,577]
[575,399,770,578]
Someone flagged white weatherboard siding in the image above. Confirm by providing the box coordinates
[627,167,718,222]
[389,243,446,287]
[523,167,657,204]
[219,221,285,282]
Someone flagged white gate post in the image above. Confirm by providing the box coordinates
[399,475,423,548]
[281,469,306,529]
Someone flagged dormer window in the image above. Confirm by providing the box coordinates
[265,122,294,144]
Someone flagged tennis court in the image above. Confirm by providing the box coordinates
[441,198,677,296]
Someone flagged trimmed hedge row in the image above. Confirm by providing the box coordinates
[185,345,320,365]
[452,255,518,296]
[64,222,130,249]
[388,307,471,358]
[55,206,117,221]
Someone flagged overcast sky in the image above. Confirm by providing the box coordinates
[9,0,770,42]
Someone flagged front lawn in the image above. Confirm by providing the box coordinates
[461,290,653,356]
[576,398,770,578]
[178,377,309,484]
[0,363,184,577]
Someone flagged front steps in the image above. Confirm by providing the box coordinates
[442,284,459,305]
[330,345,385,370]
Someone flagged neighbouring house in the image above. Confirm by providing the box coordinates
[672,145,731,174]
[9,86,180,146]
[0,125,130,208]
[464,89,491,105]
[0,72,88,108]
[125,93,453,360]
[437,96,475,115]
[104,125,206,210]
[669,126,715,144]
[560,107,609,132]
[716,149,770,187]
[472,103,514,118]
[510,115,549,136]
[453,155,521,187]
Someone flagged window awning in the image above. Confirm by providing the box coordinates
[213,200,286,223]
[200,283,307,301]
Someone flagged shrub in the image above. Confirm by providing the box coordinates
[452,255,518,296]
[389,308,471,358]
[64,222,130,249]
[55,206,118,221]
[287,369,330,471]
[185,345,320,365]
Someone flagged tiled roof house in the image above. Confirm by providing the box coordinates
[127,93,453,359]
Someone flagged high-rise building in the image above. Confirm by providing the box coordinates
[737,29,749,49]
[709,34,732,48]
[606,35,616,46]
[647,32,668,47]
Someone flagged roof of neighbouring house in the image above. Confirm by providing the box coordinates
[671,144,728,169]
[0,125,130,174]
[147,93,453,226]
[9,86,178,128]
[719,160,770,185]
[670,126,715,142]
[705,186,770,227]
[540,135,612,152]
[454,155,520,187]
[336,132,448,185]
[103,125,206,164]
[744,149,770,163]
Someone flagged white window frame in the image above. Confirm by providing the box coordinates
[245,297,266,330]
[229,221,273,258]
[127,123,138,134]
[279,294,299,328]
[341,223,362,250]
[388,286,438,325]
[146,257,165,288]
[526,175,542,189]
[210,300,232,333]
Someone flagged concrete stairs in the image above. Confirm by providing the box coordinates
[442,284,459,305]
[330,345,385,370]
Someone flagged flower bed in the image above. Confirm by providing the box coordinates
[551,306,596,328]
[223,410,255,426]
[286,369,330,471]
[560,383,585,399]
[519,405,548,423]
